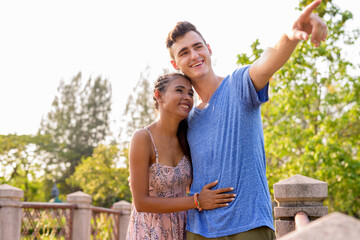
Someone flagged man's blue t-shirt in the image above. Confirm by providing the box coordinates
[186,66,274,238]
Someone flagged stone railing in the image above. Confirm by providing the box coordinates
[273,174,360,239]
[0,184,131,240]
[2,176,360,239]
[273,174,328,237]
[278,212,360,240]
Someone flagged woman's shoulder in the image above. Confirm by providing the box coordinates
[129,128,154,161]
[131,128,151,143]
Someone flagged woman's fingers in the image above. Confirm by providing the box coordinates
[211,198,236,209]
[203,180,219,189]
[199,182,237,209]
[215,187,234,194]
[216,193,236,199]
[215,203,230,208]
[216,197,235,203]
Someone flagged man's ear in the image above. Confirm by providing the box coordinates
[207,44,212,56]
[171,60,180,70]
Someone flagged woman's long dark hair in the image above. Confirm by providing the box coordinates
[153,73,192,161]
[177,119,191,161]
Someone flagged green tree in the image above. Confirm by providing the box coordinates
[38,72,112,196]
[119,67,158,172]
[119,67,157,145]
[68,144,131,207]
[0,134,46,201]
[237,0,359,216]
[69,67,162,206]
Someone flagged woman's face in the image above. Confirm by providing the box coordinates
[159,76,194,119]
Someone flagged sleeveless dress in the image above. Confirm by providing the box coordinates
[126,128,192,240]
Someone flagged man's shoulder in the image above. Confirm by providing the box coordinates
[229,65,251,79]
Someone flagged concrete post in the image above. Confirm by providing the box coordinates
[67,191,92,240]
[278,212,360,240]
[112,200,131,240]
[273,174,328,238]
[0,184,24,240]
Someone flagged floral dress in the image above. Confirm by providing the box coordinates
[126,128,192,240]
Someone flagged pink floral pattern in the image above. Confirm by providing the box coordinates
[126,156,192,240]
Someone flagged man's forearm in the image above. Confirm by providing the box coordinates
[249,0,327,92]
[249,34,299,91]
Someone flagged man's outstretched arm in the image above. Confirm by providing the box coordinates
[249,0,327,91]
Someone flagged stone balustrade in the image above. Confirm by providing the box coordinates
[113,200,132,240]
[2,176,359,239]
[273,174,328,238]
[278,212,360,240]
[0,184,24,240]
[0,184,132,240]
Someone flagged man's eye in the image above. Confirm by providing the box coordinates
[176,89,183,92]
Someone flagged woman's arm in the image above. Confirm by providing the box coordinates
[129,130,235,213]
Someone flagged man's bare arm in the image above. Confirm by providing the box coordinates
[249,0,327,91]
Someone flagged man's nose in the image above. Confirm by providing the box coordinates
[190,49,199,60]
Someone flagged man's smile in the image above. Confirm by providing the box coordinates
[190,60,204,68]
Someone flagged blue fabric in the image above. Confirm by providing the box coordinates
[186,65,274,238]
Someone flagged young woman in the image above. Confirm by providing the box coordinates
[126,73,235,240]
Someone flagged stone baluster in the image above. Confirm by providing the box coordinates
[113,200,132,240]
[278,212,360,240]
[67,191,92,240]
[273,174,328,238]
[0,184,24,240]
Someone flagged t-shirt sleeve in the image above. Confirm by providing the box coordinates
[230,65,269,108]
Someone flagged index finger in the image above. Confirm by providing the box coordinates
[204,180,219,189]
[215,187,234,194]
[298,0,321,21]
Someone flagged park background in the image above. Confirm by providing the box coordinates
[0,0,359,217]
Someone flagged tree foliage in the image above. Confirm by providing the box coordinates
[237,0,360,217]
[0,134,46,201]
[118,67,158,172]
[38,73,112,195]
[68,144,131,207]
[119,67,157,145]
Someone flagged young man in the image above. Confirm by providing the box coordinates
[166,1,327,239]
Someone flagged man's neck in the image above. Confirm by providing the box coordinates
[191,72,223,105]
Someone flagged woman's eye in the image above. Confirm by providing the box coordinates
[176,89,183,93]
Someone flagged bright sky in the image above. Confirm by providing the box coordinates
[0,0,359,136]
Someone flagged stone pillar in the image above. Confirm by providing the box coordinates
[0,184,24,240]
[273,174,328,238]
[67,191,92,240]
[278,212,360,240]
[112,200,131,240]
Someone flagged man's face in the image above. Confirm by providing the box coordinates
[170,31,212,80]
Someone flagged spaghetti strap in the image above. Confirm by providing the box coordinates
[144,128,159,163]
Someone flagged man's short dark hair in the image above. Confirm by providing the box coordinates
[166,21,207,59]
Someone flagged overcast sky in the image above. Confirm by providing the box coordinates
[0,0,359,136]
